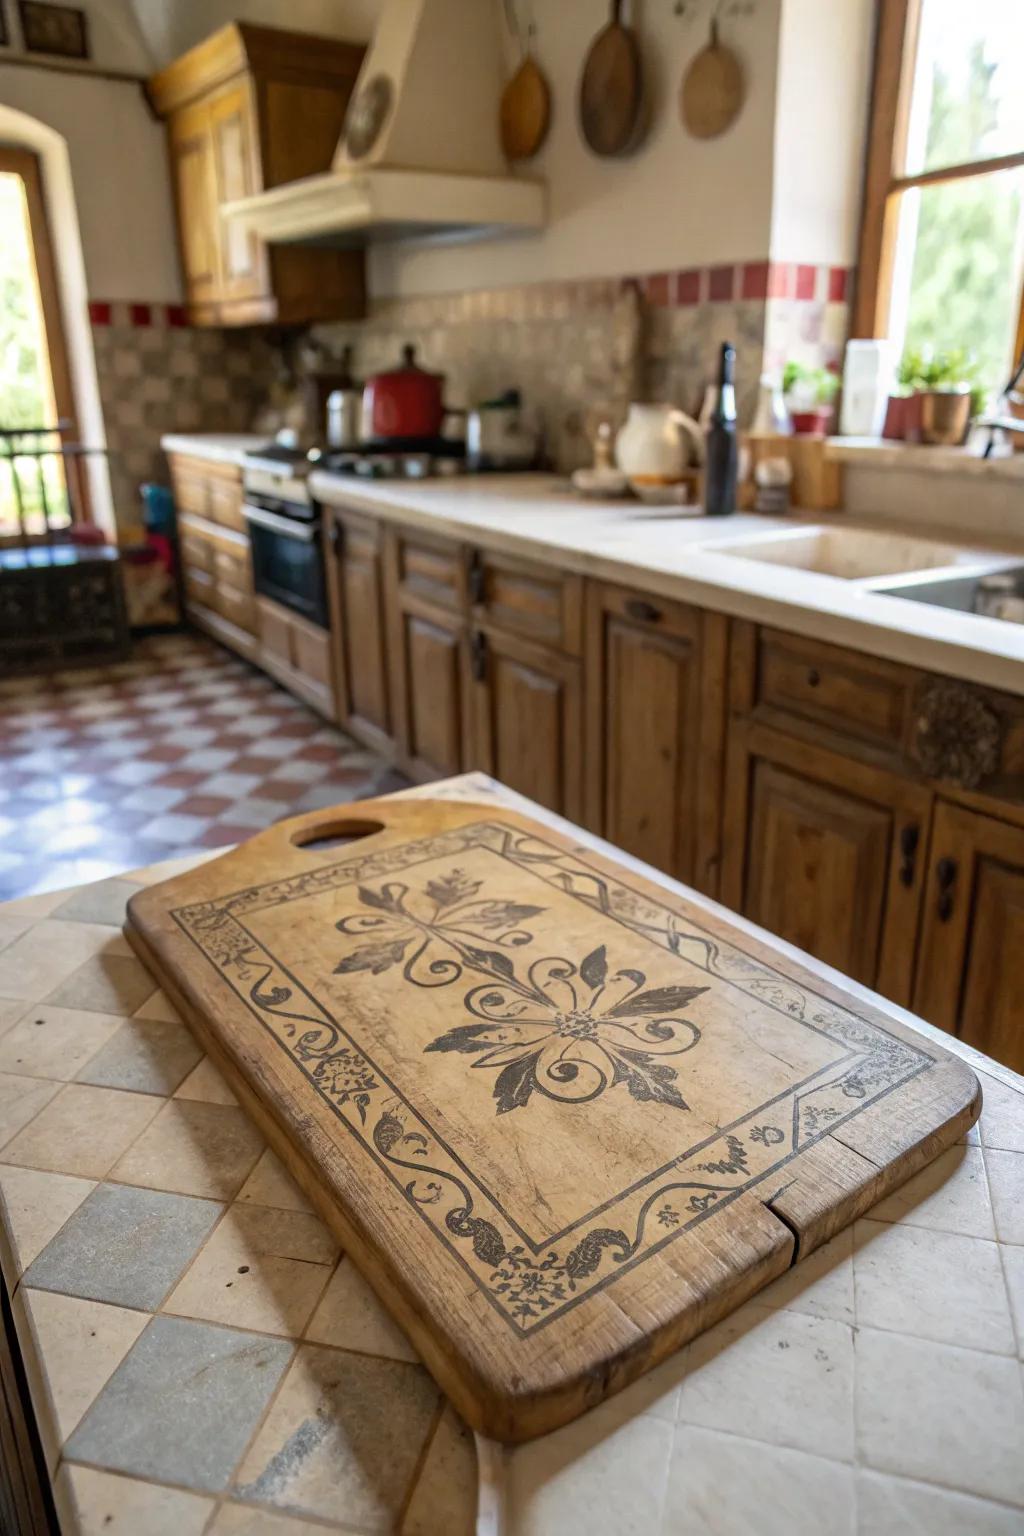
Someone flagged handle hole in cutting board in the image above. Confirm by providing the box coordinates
[290,819,385,852]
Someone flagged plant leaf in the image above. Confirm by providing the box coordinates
[493,1051,540,1114]
[463,945,517,982]
[425,873,481,909]
[579,945,608,989]
[607,984,708,1018]
[424,1023,498,1054]
[334,937,411,975]
[611,1047,689,1110]
[357,884,398,912]
[449,900,544,930]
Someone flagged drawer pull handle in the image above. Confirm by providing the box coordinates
[806,667,821,688]
[898,823,919,888]
[470,630,488,683]
[468,551,486,605]
[935,855,958,922]
[625,597,662,624]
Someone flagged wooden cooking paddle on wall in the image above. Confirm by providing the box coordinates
[579,0,643,156]
[681,7,745,139]
[500,0,550,161]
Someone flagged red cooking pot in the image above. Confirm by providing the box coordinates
[362,344,446,440]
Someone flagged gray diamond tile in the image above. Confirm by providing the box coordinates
[24,1182,222,1309]
[76,1017,203,1096]
[65,1315,293,1493]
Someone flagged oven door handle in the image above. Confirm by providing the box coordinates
[242,503,318,543]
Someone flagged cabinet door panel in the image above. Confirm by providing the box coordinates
[722,725,931,1002]
[913,802,1024,1073]
[473,630,581,820]
[600,617,699,878]
[326,513,391,751]
[403,614,465,779]
[208,82,266,303]
[168,103,218,304]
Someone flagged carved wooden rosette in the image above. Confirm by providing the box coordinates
[911,679,1000,790]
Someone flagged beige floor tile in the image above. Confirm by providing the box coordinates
[977,1073,1024,1155]
[237,1148,314,1213]
[663,1425,855,1536]
[166,1205,336,1337]
[233,1344,440,1528]
[0,1083,162,1179]
[857,1468,1024,1535]
[0,1070,61,1152]
[210,1507,340,1535]
[132,986,181,1023]
[15,1288,147,1468]
[986,1149,1024,1245]
[507,1397,674,1536]
[756,1227,854,1324]
[304,1257,417,1360]
[0,920,128,1002]
[174,1056,238,1104]
[0,918,32,956]
[855,1329,1024,1505]
[55,1463,212,1536]
[854,1220,1016,1355]
[401,1403,478,1536]
[1003,1246,1024,1360]
[868,1145,995,1239]
[130,848,218,885]
[676,1303,855,1463]
[112,1100,264,1199]
[0,1164,95,1283]
[0,1005,125,1082]
[0,997,28,1033]
[0,889,68,922]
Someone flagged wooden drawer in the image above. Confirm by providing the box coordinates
[393,531,464,612]
[169,460,209,519]
[471,549,582,655]
[184,566,215,606]
[211,541,252,593]
[593,582,701,643]
[213,581,255,635]
[178,523,215,577]
[754,628,911,754]
[207,474,245,532]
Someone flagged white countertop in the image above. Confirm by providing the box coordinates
[161,433,270,467]
[310,470,1024,696]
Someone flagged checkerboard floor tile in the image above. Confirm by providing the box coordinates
[0,633,409,901]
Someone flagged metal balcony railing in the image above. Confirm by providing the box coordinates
[0,423,105,542]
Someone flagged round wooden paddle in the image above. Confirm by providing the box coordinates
[681,14,745,140]
[579,0,643,157]
[500,52,551,161]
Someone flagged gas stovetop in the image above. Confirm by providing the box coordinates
[244,437,468,481]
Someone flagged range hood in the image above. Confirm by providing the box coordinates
[224,0,545,248]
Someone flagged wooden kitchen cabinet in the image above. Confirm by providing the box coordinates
[255,595,335,720]
[583,583,726,890]
[324,509,392,755]
[468,626,583,820]
[721,721,932,1003]
[150,24,365,327]
[169,452,257,661]
[913,802,1024,1074]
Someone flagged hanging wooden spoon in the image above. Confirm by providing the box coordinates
[579,0,643,158]
[681,2,745,140]
[500,0,551,162]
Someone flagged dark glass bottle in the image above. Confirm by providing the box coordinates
[704,342,738,516]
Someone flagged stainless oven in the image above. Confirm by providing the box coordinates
[242,465,327,629]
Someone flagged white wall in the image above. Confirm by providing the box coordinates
[0,64,181,300]
[770,0,874,266]
[130,0,377,67]
[370,0,782,298]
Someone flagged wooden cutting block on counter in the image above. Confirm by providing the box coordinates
[125,795,980,1441]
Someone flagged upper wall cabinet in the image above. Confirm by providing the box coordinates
[149,24,367,327]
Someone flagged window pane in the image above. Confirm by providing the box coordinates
[889,167,1024,400]
[905,0,1024,175]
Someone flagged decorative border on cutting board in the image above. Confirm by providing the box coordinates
[172,821,933,1336]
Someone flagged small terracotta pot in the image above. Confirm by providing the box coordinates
[883,392,923,442]
[918,387,971,447]
[790,406,833,437]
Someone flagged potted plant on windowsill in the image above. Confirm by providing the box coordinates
[885,347,982,446]
[783,362,840,436]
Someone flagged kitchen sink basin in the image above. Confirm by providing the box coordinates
[872,563,1024,623]
[700,525,992,580]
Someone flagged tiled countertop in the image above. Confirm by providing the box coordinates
[0,775,1022,1535]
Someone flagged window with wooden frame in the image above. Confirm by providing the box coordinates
[854,0,1024,403]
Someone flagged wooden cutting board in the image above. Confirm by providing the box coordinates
[125,796,980,1442]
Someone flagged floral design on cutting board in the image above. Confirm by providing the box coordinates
[332,871,705,1114]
